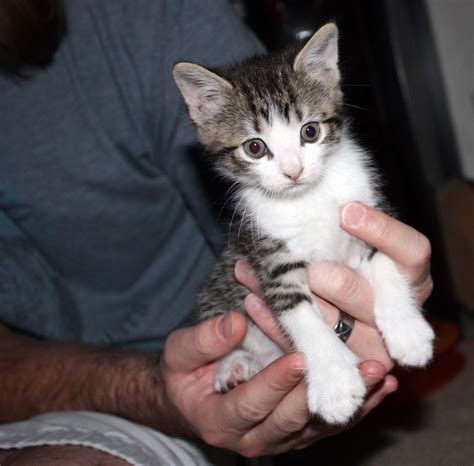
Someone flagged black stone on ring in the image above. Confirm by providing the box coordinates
[333,311,354,343]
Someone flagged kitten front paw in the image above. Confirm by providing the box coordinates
[214,350,261,393]
[306,358,366,425]
[384,315,435,367]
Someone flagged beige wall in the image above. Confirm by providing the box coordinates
[425,0,473,180]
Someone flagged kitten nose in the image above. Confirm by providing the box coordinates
[283,167,303,183]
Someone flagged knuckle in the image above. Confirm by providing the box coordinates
[418,276,434,303]
[236,400,267,424]
[266,376,290,393]
[416,235,432,263]
[408,234,432,269]
[272,410,306,434]
[192,328,212,359]
[238,443,265,458]
[426,276,434,292]
[326,266,357,299]
[373,215,392,242]
[201,430,225,448]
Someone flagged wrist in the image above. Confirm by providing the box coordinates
[111,350,196,439]
[107,350,161,426]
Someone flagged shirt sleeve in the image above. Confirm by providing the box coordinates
[0,207,82,340]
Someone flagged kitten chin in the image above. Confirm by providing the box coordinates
[175,22,434,425]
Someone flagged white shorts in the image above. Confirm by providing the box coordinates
[0,411,234,466]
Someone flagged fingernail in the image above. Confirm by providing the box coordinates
[361,364,385,385]
[386,377,399,394]
[388,385,398,394]
[365,373,384,386]
[246,294,264,312]
[290,365,305,380]
[342,203,365,228]
[217,313,233,341]
[236,260,252,278]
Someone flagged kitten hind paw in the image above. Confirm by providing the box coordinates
[214,350,261,393]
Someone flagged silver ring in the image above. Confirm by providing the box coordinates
[333,311,354,343]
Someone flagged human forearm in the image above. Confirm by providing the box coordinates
[0,324,168,431]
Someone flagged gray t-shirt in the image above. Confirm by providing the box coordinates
[0,0,263,350]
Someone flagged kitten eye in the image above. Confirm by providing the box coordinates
[301,122,321,143]
[243,139,267,158]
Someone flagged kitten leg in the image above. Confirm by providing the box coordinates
[254,258,366,424]
[279,300,366,425]
[361,252,434,366]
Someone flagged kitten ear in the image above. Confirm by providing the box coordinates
[173,62,233,124]
[293,23,340,86]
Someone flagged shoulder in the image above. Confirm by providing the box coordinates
[62,0,264,96]
[64,0,264,62]
[157,0,265,66]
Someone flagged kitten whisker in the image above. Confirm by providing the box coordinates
[237,205,248,246]
[341,84,371,88]
[250,213,258,252]
[216,181,241,222]
[228,195,245,247]
[341,103,370,112]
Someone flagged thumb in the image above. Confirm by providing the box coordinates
[163,311,247,372]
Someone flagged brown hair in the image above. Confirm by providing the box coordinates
[0,0,66,76]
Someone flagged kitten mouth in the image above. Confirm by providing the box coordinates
[287,179,305,189]
[283,176,321,195]
[281,180,307,194]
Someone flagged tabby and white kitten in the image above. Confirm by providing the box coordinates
[173,23,434,425]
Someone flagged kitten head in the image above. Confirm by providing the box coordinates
[173,23,344,196]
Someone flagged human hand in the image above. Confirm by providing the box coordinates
[156,312,390,456]
[156,204,432,456]
[228,203,433,451]
[234,262,397,451]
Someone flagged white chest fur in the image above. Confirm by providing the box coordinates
[242,142,377,266]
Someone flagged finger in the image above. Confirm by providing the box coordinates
[243,380,310,451]
[359,360,387,386]
[320,301,394,370]
[235,260,261,294]
[244,294,290,351]
[251,359,386,447]
[222,352,305,432]
[415,275,434,306]
[358,374,398,418]
[162,312,247,372]
[341,203,432,281]
[308,262,375,327]
[253,367,394,454]
[273,370,395,453]
[272,422,325,454]
[247,289,394,369]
